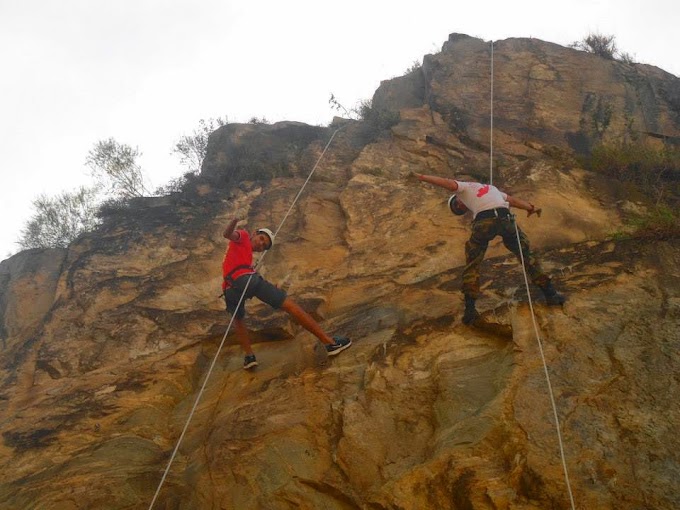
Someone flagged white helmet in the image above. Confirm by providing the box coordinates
[448,194,466,216]
[255,228,275,249]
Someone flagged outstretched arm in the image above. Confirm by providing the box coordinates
[506,195,541,217]
[414,173,459,191]
[222,218,241,240]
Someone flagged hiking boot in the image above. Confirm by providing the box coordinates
[243,354,258,369]
[541,282,566,306]
[326,336,352,356]
[462,295,479,325]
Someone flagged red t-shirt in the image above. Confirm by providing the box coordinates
[222,230,255,290]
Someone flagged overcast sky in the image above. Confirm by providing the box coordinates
[1,0,678,261]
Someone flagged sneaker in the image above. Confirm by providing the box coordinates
[541,282,566,306]
[243,354,258,369]
[462,306,479,325]
[545,292,566,306]
[325,336,352,356]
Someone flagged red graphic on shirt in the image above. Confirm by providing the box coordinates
[476,185,490,197]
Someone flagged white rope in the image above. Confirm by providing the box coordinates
[148,125,344,509]
[512,220,576,510]
[272,126,344,238]
[487,38,574,507]
[489,40,494,187]
[147,275,253,509]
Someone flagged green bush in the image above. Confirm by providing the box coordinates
[173,116,228,173]
[356,99,400,144]
[571,33,636,64]
[86,138,150,199]
[329,94,400,144]
[19,187,100,249]
[587,141,680,203]
[571,33,617,60]
[610,204,680,240]
[405,60,422,74]
[589,141,680,240]
[248,116,270,125]
[153,171,200,196]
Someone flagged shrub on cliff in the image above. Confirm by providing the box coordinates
[357,98,400,139]
[571,33,636,64]
[571,33,618,60]
[588,140,680,240]
[610,204,679,241]
[18,138,150,250]
[18,187,100,249]
[86,138,150,199]
[329,94,399,144]
[173,116,228,174]
[588,141,680,203]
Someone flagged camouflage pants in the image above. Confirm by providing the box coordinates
[462,216,550,299]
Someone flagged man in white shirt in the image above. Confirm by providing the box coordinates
[414,173,565,324]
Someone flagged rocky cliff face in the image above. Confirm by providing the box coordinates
[1,34,679,510]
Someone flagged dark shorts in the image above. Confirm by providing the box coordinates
[223,273,287,319]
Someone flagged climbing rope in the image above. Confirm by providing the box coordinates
[489,40,494,187]
[148,125,344,509]
[271,126,344,238]
[511,220,576,509]
[488,40,575,507]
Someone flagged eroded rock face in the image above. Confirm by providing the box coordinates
[1,35,679,509]
[377,33,680,158]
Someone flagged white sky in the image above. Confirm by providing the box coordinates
[1,0,678,260]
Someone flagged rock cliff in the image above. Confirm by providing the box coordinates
[1,34,679,509]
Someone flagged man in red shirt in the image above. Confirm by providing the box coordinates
[414,173,565,325]
[222,218,351,369]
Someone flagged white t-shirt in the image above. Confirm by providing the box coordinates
[455,181,509,217]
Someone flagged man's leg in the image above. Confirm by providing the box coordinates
[280,298,352,356]
[462,220,495,324]
[502,222,565,305]
[234,318,254,355]
[252,274,334,344]
[280,298,334,344]
[501,223,548,284]
[224,281,258,369]
[234,318,258,369]
[252,276,351,355]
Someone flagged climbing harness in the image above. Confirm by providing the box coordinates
[474,206,510,221]
[488,41,576,510]
[223,264,255,287]
[148,126,345,510]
